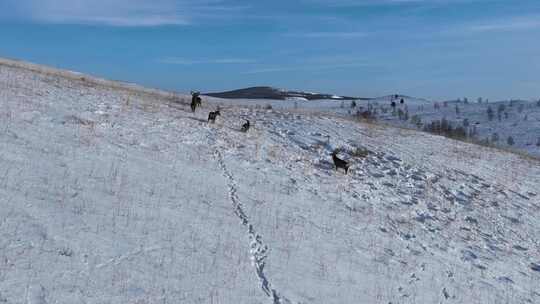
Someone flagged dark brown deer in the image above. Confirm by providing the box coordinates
[191,91,202,112]
[241,120,250,132]
[208,110,221,123]
[332,150,350,174]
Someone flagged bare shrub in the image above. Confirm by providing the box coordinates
[58,247,74,257]
[64,115,95,126]
[350,146,371,158]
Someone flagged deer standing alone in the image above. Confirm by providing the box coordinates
[208,110,221,123]
[191,91,202,112]
[332,150,350,174]
[241,120,250,132]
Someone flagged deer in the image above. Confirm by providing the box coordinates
[208,110,221,123]
[332,150,350,174]
[241,120,250,132]
[190,91,202,112]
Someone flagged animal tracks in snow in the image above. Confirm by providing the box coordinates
[213,148,292,304]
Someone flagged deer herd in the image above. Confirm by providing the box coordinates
[190,91,352,175]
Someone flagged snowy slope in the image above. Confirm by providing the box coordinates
[372,99,540,158]
[219,96,540,158]
[1,59,540,304]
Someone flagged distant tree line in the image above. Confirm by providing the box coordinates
[423,118,467,140]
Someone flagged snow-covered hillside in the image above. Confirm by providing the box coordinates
[1,59,540,304]
[372,98,540,158]
[227,96,540,158]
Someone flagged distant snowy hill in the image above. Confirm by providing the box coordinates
[373,98,540,158]
[1,58,539,304]
[371,94,433,105]
[205,86,361,101]
[225,96,540,158]
[343,98,540,158]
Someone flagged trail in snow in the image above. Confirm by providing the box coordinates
[213,147,292,304]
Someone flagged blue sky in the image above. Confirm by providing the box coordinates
[1,0,539,99]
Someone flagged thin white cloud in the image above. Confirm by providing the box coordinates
[158,57,256,65]
[192,4,253,12]
[303,0,486,6]
[10,0,192,26]
[439,15,540,36]
[242,54,376,74]
[213,58,256,64]
[284,31,369,39]
[242,67,297,74]
[242,62,374,74]
[466,17,540,33]
[6,0,257,26]
[299,0,425,7]
[48,15,189,27]
[305,55,372,65]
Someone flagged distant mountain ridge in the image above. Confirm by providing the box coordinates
[375,94,432,103]
[205,86,365,101]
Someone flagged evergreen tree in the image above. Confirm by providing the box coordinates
[397,108,404,120]
[507,136,515,146]
[497,104,506,115]
[487,106,494,121]
[471,125,478,138]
